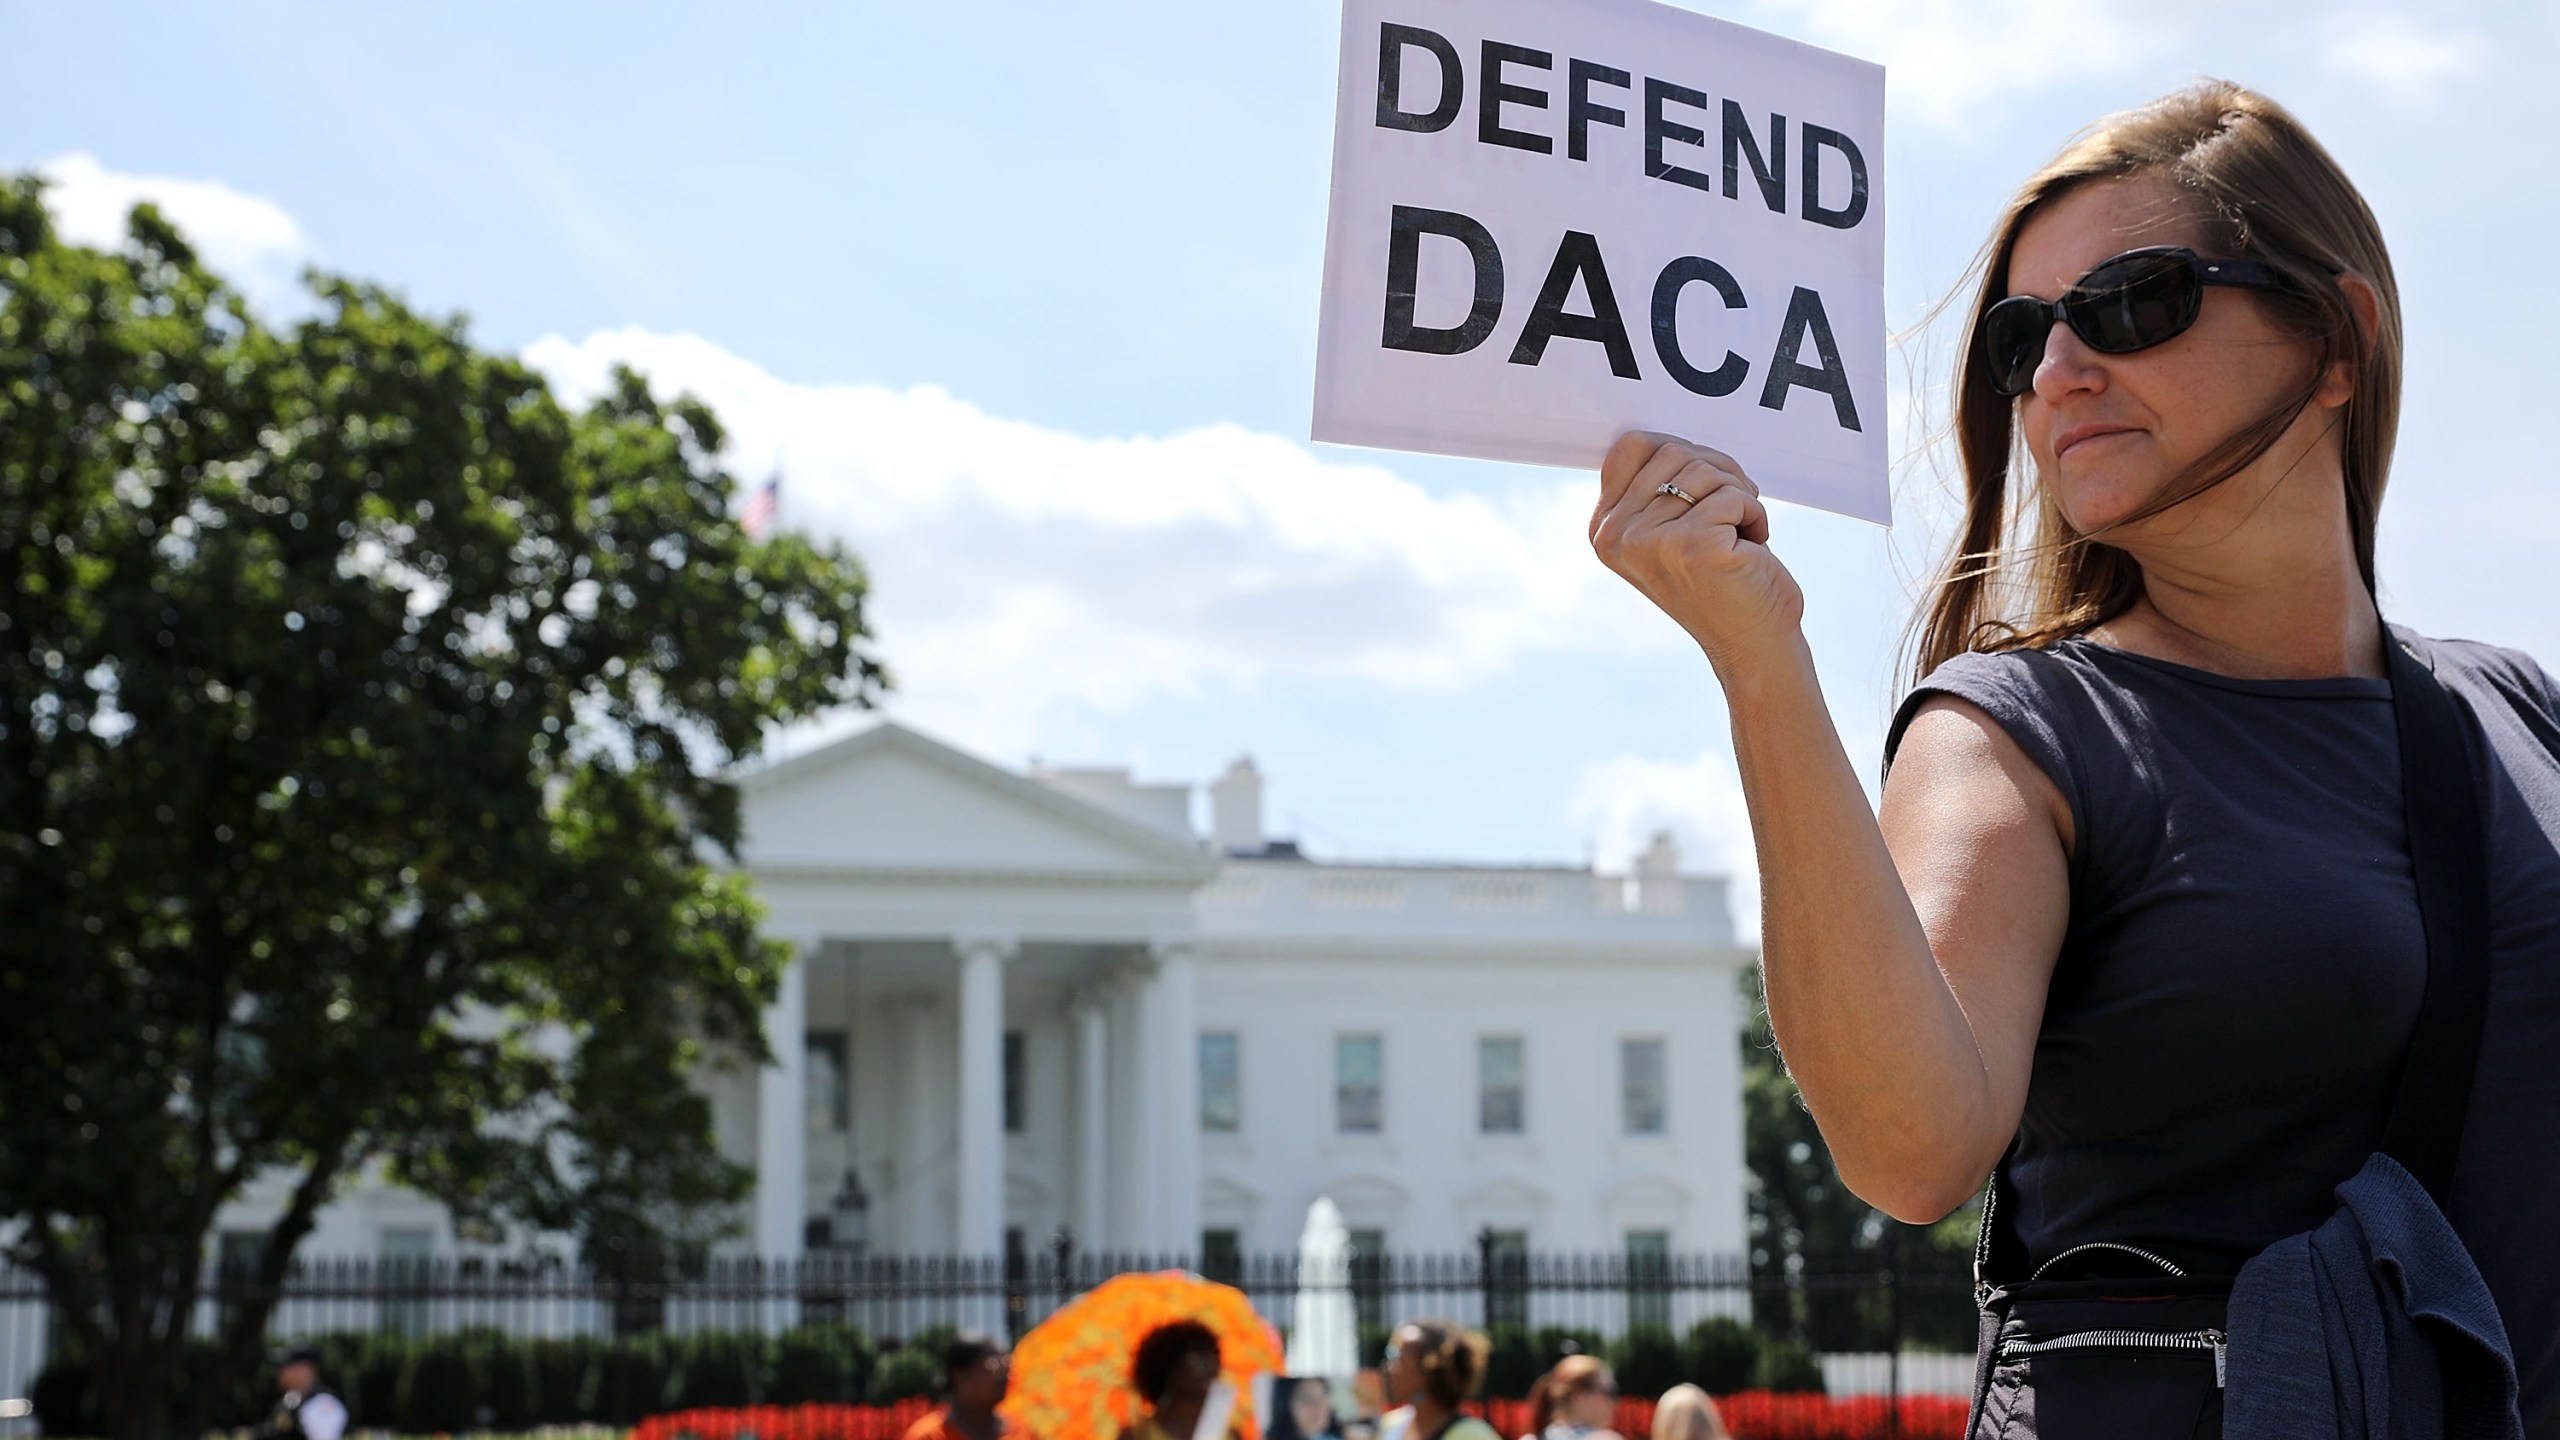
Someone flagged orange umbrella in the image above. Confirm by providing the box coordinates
[1000,1270,1285,1440]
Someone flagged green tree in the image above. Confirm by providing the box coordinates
[0,176,884,1440]
[1740,963,1980,1351]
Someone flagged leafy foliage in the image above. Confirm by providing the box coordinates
[1684,1316,1761,1394]
[863,1345,943,1406]
[31,1326,904,1431]
[1608,1326,1688,1398]
[1740,965,1980,1352]
[0,174,882,1438]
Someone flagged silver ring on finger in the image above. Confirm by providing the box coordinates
[1656,481,1699,505]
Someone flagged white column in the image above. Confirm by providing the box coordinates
[1109,969,1146,1250]
[1128,955,1168,1251]
[1076,995,1110,1252]
[1153,941,1203,1260]
[955,936,1014,1261]
[897,996,940,1252]
[755,938,812,1260]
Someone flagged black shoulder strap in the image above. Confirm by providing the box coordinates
[1975,627,2490,1291]
[2376,630,2492,1201]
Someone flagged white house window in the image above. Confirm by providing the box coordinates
[1349,1226,1388,1330]
[1201,1227,1243,1283]
[1478,1034,1525,1134]
[1336,1033,1383,1134]
[1626,1228,1672,1332]
[1200,1030,1241,1133]
[1484,1228,1530,1328]
[214,1228,270,1336]
[805,1030,849,1134]
[379,1227,435,1338]
[1621,1036,1667,1135]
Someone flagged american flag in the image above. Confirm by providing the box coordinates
[740,473,780,541]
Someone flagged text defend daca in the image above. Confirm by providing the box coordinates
[1367,22,1868,433]
[1375,22,1871,228]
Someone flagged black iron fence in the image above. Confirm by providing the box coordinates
[0,1241,1980,1429]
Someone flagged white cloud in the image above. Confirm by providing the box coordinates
[1744,0,2495,131]
[2319,13,2488,110]
[1744,0,2213,130]
[1571,746,1761,932]
[524,329,1680,759]
[34,152,315,316]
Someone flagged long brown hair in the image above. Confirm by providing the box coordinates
[1398,1319,1491,1410]
[1909,81,2402,684]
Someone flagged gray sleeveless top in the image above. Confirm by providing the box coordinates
[1886,628,2560,1434]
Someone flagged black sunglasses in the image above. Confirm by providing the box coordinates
[1980,246,2297,397]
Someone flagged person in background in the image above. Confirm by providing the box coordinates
[1522,1354,1622,1440]
[1268,1375,1342,1440]
[1377,1320,1500,1440]
[1647,1385,1729,1440]
[250,1346,344,1440]
[1123,1320,1243,1440]
[901,1331,1010,1440]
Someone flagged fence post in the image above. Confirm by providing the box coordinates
[1048,1227,1075,1333]
[1475,1227,1494,1333]
[1884,1231,1903,1440]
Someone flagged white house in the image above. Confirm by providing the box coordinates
[194,720,1755,1275]
[719,720,1756,1270]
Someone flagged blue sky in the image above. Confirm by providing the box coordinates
[6,0,2552,916]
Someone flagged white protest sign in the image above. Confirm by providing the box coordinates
[1311,0,1889,524]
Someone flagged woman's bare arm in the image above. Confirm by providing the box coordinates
[1591,433,2070,1220]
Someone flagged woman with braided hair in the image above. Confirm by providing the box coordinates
[1376,1320,1500,1440]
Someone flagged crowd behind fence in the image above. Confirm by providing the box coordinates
[0,1242,1981,1430]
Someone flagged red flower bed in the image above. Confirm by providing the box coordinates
[632,1392,1967,1440]
[1702,1391,1968,1440]
[630,1398,936,1440]
[1475,1393,1964,1440]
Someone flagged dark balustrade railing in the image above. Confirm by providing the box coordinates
[0,1239,1980,1423]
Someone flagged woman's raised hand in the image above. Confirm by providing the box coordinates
[1590,431,1804,678]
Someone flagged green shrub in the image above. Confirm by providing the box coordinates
[1531,1326,1605,1368]
[1754,1336,1827,1394]
[349,1332,411,1425]
[532,1334,606,1423]
[774,1322,874,1402]
[1357,1325,1394,1369]
[172,1335,268,1428]
[1482,1326,1541,1400]
[1610,1328,1685,1399]
[397,1332,479,1433]
[676,1329,772,1406]
[465,1327,540,1429]
[1683,1317,1759,1395]
[598,1332,676,1424]
[1478,1325,1611,1400]
[29,1358,97,1437]
[865,1343,942,1405]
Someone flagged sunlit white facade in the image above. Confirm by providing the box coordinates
[192,720,1754,1275]
[718,721,1755,1269]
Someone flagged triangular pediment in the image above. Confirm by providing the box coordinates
[737,721,1214,880]
[1603,1174,1693,1209]
[1202,1174,1264,1210]
[1455,1176,1552,1218]
[1322,1174,1412,1228]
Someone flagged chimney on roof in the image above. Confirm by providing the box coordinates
[1636,830,1683,913]
[1637,830,1680,878]
[1210,757,1264,855]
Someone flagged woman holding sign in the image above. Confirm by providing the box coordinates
[1591,82,2556,1438]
